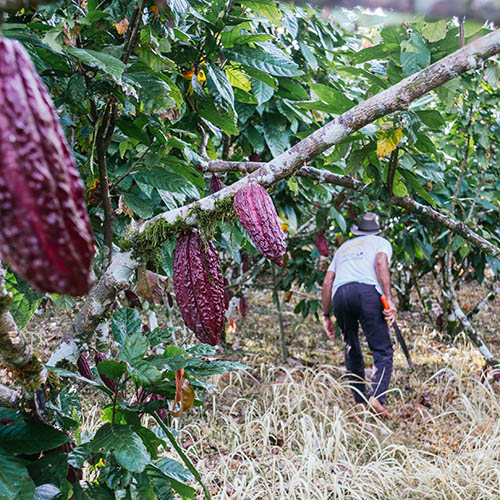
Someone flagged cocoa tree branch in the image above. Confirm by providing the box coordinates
[312,0,500,24]
[0,268,43,387]
[0,0,54,11]
[48,252,136,365]
[391,194,500,258]
[0,382,19,407]
[442,287,498,366]
[141,29,500,236]
[50,29,500,366]
[201,161,500,257]
[467,285,500,319]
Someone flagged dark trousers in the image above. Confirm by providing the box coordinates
[333,282,393,404]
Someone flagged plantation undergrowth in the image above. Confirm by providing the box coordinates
[24,278,499,499]
[184,279,500,499]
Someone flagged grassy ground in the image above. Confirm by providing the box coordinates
[22,276,500,499]
[179,278,500,499]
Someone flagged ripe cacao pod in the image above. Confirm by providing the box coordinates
[209,173,223,194]
[315,233,329,257]
[233,183,286,266]
[95,352,118,393]
[241,251,249,273]
[166,291,174,308]
[0,38,94,296]
[173,231,226,345]
[223,278,232,309]
[239,296,248,317]
[77,354,93,380]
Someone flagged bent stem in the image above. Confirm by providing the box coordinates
[152,412,212,500]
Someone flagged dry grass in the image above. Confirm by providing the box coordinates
[24,277,499,499]
[175,280,500,499]
[183,363,500,499]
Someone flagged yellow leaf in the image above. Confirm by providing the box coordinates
[225,67,251,92]
[197,69,206,84]
[114,18,129,35]
[377,128,403,157]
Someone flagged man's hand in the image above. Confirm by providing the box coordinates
[382,297,397,326]
[323,315,336,341]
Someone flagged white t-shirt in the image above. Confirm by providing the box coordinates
[327,235,392,301]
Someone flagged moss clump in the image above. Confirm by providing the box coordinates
[131,195,236,269]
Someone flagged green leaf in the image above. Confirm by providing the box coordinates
[352,43,399,64]
[310,83,355,114]
[422,20,448,42]
[33,484,60,500]
[198,99,239,136]
[4,272,43,329]
[464,20,483,38]
[145,327,175,347]
[152,458,194,483]
[66,47,125,82]
[206,63,235,106]
[126,72,177,112]
[0,419,69,455]
[299,41,318,70]
[400,33,430,77]
[226,67,252,92]
[115,119,150,145]
[97,360,125,380]
[484,62,500,88]
[393,179,408,197]
[169,477,196,500]
[263,114,291,157]
[68,442,92,469]
[225,46,303,77]
[0,448,35,500]
[112,308,142,345]
[336,66,390,90]
[240,0,282,25]
[415,110,445,130]
[251,78,274,105]
[187,360,248,377]
[135,167,199,201]
[129,361,162,385]
[120,333,149,365]
[91,424,151,473]
[72,482,114,500]
[28,452,68,487]
[123,194,153,218]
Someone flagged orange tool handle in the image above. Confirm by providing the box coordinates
[381,295,390,310]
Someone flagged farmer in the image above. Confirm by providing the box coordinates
[321,213,397,419]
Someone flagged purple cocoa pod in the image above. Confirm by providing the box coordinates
[0,39,95,296]
[239,296,248,317]
[233,183,286,266]
[173,231,226,345]
[151,393,167,420]
[137,387,151,403]
[94,352,118,393]
[241,252,249,273]
[223,278,232,310]
[77,354,94,380]
[315,233,329,257]
[125,289,142,308]
[166,291,174,308]
[209,173,223,194]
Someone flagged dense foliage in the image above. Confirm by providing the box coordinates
[0,0,499,498]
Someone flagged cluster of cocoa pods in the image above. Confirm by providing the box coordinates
[173,181,287,345]
[0,38,94,296]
